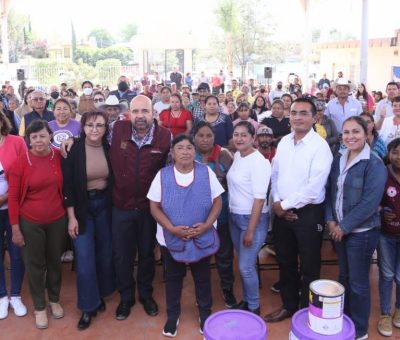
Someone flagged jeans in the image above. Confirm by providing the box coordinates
[229,212,268,310]
[73,195,115,312]
[378,232,400,315]
[335,227,379,338]
[161,246,211,321]
[112,207,157,303]
[0,210,24,298]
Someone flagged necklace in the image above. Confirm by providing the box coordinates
[26,147,54,166]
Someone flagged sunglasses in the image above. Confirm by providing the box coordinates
[94,98,104,103]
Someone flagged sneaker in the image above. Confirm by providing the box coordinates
[49,302,64,319]
[222,289,237,308]
[270,281,281,293]
[355,334,368,340]
[0,296,9,320]
[264,245,276,256]
[378,314,393,337]
[61,250,74,263]
[34,310,48,329]
[162,319,179,337]
[393,308,400,328]
[10,296,27,317]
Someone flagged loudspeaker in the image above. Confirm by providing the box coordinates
[264,67,272,79]
[17,69,25,81]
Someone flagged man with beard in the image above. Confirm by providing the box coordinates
[110,95,171,321]
[256,126,276,162]
[109,76,136,104]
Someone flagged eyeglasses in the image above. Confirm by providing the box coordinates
[85,123,106,130]
[32,97,46,102]
[94,98,104,103]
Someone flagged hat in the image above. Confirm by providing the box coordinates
[336,78,350,87]
[314,100,326,111]
[257,126,274,136]
[197,82,210,91]
[99,95,128,112]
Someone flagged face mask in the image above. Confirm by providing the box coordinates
[83,87,93,96]
[50,91,59,99]
[118,81,129,92]
[94,101,103,109]
[277,84,283,90]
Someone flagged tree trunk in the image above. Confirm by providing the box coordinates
[226,32,234,73]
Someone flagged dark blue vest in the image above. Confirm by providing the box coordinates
[161,162,219,263]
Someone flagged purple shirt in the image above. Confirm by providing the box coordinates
[49,119,81,149]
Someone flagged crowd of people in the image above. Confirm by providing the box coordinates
[0,70,399,339]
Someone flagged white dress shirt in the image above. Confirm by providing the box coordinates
[374,98,393,123]
[271,129,333,210]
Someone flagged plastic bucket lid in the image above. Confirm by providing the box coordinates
[291,308,355,340]
[204,310,268,340]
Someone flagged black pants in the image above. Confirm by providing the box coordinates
[160,246,212,321]
[273,204,324,311]
[215,222,234,290]
[112,207,156,303]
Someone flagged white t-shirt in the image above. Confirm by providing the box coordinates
[147,165,224,246]
[0,162,8,210]
[227,150,271,214]
[153,101,170,116]
[379,116,400,146]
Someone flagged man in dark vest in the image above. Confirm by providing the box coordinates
[18,89,54,137]
[110,95,171,321]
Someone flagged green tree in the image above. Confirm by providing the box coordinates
[95,46,133,66]
[214,0,276,81]
[75,46,97,66]
[120,23,138,42]
[88,28,115,48]
[215,0,239,72]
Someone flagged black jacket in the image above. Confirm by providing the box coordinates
[61,138,113,234]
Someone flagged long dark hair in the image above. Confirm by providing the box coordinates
[356,83,369,102]
[360,112,378,138]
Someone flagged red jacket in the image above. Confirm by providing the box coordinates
[110,120,171,210]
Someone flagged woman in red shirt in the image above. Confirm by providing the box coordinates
[159,93,193,137]
[0,112,27,320]
[8,120,67,329]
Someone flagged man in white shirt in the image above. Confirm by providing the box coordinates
[325,78,362,132]
[269,81,286,103]
[374,81,400,130]
[264,98,333,323]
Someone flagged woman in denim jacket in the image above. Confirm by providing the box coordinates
[325,116,387,340]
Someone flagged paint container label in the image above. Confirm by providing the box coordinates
[308,280,345,335]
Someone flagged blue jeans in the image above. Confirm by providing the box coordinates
[335,228,379,338]
[73,195,115,312]
[229,212,268,310]
[0,209,24,298]
[378,232,400,314]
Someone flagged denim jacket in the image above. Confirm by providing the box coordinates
[325,144,387,234]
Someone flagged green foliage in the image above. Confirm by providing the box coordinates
[75,46,133,67]
[88,28,115,48]
[121,23,138,42]
[4,9,31,62]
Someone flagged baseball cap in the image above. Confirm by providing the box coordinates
[197,82,210,91]
[257,126,274,136]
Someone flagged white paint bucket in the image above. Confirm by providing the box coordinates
[308,279,345,335]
